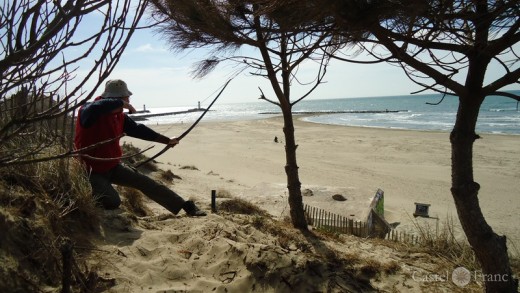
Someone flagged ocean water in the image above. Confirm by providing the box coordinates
[135,92,520,135]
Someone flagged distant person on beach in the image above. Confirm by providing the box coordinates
[74,79,206,217]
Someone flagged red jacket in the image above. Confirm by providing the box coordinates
[74,97,125,172]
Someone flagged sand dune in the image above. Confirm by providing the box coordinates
[93,116,520,292]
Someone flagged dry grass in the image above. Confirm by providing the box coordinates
[246,214,312,253]
[216,188,233,198]
[0,152,101,292]
[117,187,151,217]
[388,216,519,286]
[121,142,157,171]
[313,225,344,241]
[214,190,310,252]
[158,169,181,183]
[180,165,199,170]
[218,197,269,216]
[0,154,100,231]
[408,216,480,271]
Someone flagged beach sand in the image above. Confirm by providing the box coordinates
[93,116,519,292]
[127,116,520,242]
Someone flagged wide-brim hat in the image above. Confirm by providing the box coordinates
[100,79,133,98]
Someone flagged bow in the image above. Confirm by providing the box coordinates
[134,79,232,168]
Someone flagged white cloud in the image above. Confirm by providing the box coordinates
[134,43,167,53]
[135,44,153,52]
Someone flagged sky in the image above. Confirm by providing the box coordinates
[97,30,423,109]
[77,9,520,110]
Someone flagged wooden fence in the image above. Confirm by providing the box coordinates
[304,204,369,237]
[385,229,420,245]
[0,93,77,168]
[304,203,421,245]
[0,93,77,147]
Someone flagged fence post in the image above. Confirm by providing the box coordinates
[316,209,323,227]
[311,205,314,224]
[211,190,216,213]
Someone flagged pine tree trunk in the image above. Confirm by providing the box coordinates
[281,107,307,230]
[450,96,518,292]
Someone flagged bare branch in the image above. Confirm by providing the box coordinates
[1,0,149,168]
[2,145,155,167]
[0,133,127,167]
[491,91,520,102]
[257,87,280,106]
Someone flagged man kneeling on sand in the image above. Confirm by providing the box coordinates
[74,79,206,217]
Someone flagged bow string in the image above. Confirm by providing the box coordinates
[134,79,232,168]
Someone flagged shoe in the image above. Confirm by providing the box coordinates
[183,200,207,217]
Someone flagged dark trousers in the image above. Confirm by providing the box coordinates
[88,164,185,214]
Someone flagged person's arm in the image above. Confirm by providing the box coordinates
[123,115,179,145]
[79,98,124,128]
